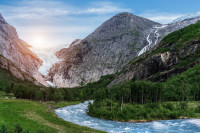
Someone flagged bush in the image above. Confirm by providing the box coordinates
[14,124,23,133]
[179,102,188,111]
[164,103,174,111]
[0,125,7,133]
[195,105,200,113]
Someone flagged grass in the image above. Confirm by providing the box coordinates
[0,91,14,99]
[0,98,104,133]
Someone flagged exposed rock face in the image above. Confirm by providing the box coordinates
[48,12,161,87]
[0,13,48,86]
[137,16,200,56]
[109,37,200,87]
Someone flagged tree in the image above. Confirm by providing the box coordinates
[5,83,14,95]
[94,88,106,105]
[120,83,131,111]
[35,91,42,101]
[0,124,7,133]
[107,87,115,112]
[53,90,64,102]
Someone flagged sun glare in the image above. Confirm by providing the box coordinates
[31,35,47,48]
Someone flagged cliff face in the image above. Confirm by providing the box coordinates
[48,12,161,87]
[0,13,48,86]
[137,16,200,56]
[109,20,200,86]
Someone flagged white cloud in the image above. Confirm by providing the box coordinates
[0,0,192,46]
[0,0,132,45]
[0,1,131,21]
[78,1,132,14]
[140,12,183,24]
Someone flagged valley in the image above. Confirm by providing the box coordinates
[0,95,102,133]
[0,2,200,132]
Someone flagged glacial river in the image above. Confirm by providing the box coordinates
[55,101,200,133]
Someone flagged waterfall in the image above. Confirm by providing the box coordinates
[138,25,167,56]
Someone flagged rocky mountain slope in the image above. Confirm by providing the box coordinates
[0,13,48,86]
[172,12,200,23]
[48,12,161,87]
[138,15,200,56]
[109,20,200,86]
[48,12,200,88]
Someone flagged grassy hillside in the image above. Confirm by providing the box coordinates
[0,67,104,132]
[161,21,200,47]
[0,98,103,133]
[114,21,200,83]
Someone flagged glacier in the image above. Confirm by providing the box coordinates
[29,44,68,86]
[29,44,67,76]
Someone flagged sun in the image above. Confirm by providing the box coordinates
[31,35,47,48]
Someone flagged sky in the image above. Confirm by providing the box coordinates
[0,0,200,47]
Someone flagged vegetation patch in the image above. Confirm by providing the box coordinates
[88,63,200,121]
[0,99,103,133]
[88,100,200,122]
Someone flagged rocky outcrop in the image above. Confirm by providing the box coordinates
[138,16,200,56]
[0,13,48,86]
[109,34,200,87]
[48,12,161,87]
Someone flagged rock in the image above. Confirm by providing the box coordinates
[48,13,200,88]
[4,97,9,99]
[12,97,16,99]
[48,12,161,88]
[108,38,200,86]
[0,13,48,86]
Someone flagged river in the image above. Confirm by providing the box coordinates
[55,101,200,133]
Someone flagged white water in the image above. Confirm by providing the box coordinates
[55,101,200,133]
[138,25,167,56]
[29,44,67,86]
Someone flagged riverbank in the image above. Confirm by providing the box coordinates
[87,100,200,123]
[55,101,200,133]
[106,116,200,123]
[0,94,103,133]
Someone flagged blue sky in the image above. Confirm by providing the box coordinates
[0,0,200,47]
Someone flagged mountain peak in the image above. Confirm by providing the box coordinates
[172,12,200,23]
[0,13,7,24]
[86,12,160,41]
[114,12,134,17]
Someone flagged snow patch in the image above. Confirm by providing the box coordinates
[46,81,56,87]
[172,12,200,23]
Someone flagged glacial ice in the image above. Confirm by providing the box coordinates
[29,44,67,87]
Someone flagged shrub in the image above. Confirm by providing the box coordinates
[0,125,7,133]
[14,124,23,133]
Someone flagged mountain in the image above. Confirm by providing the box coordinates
[0,13,48,86]
[47,12,161,87]
[172,12,200,23]
[109,20,200,87]
[138,15,200,56]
